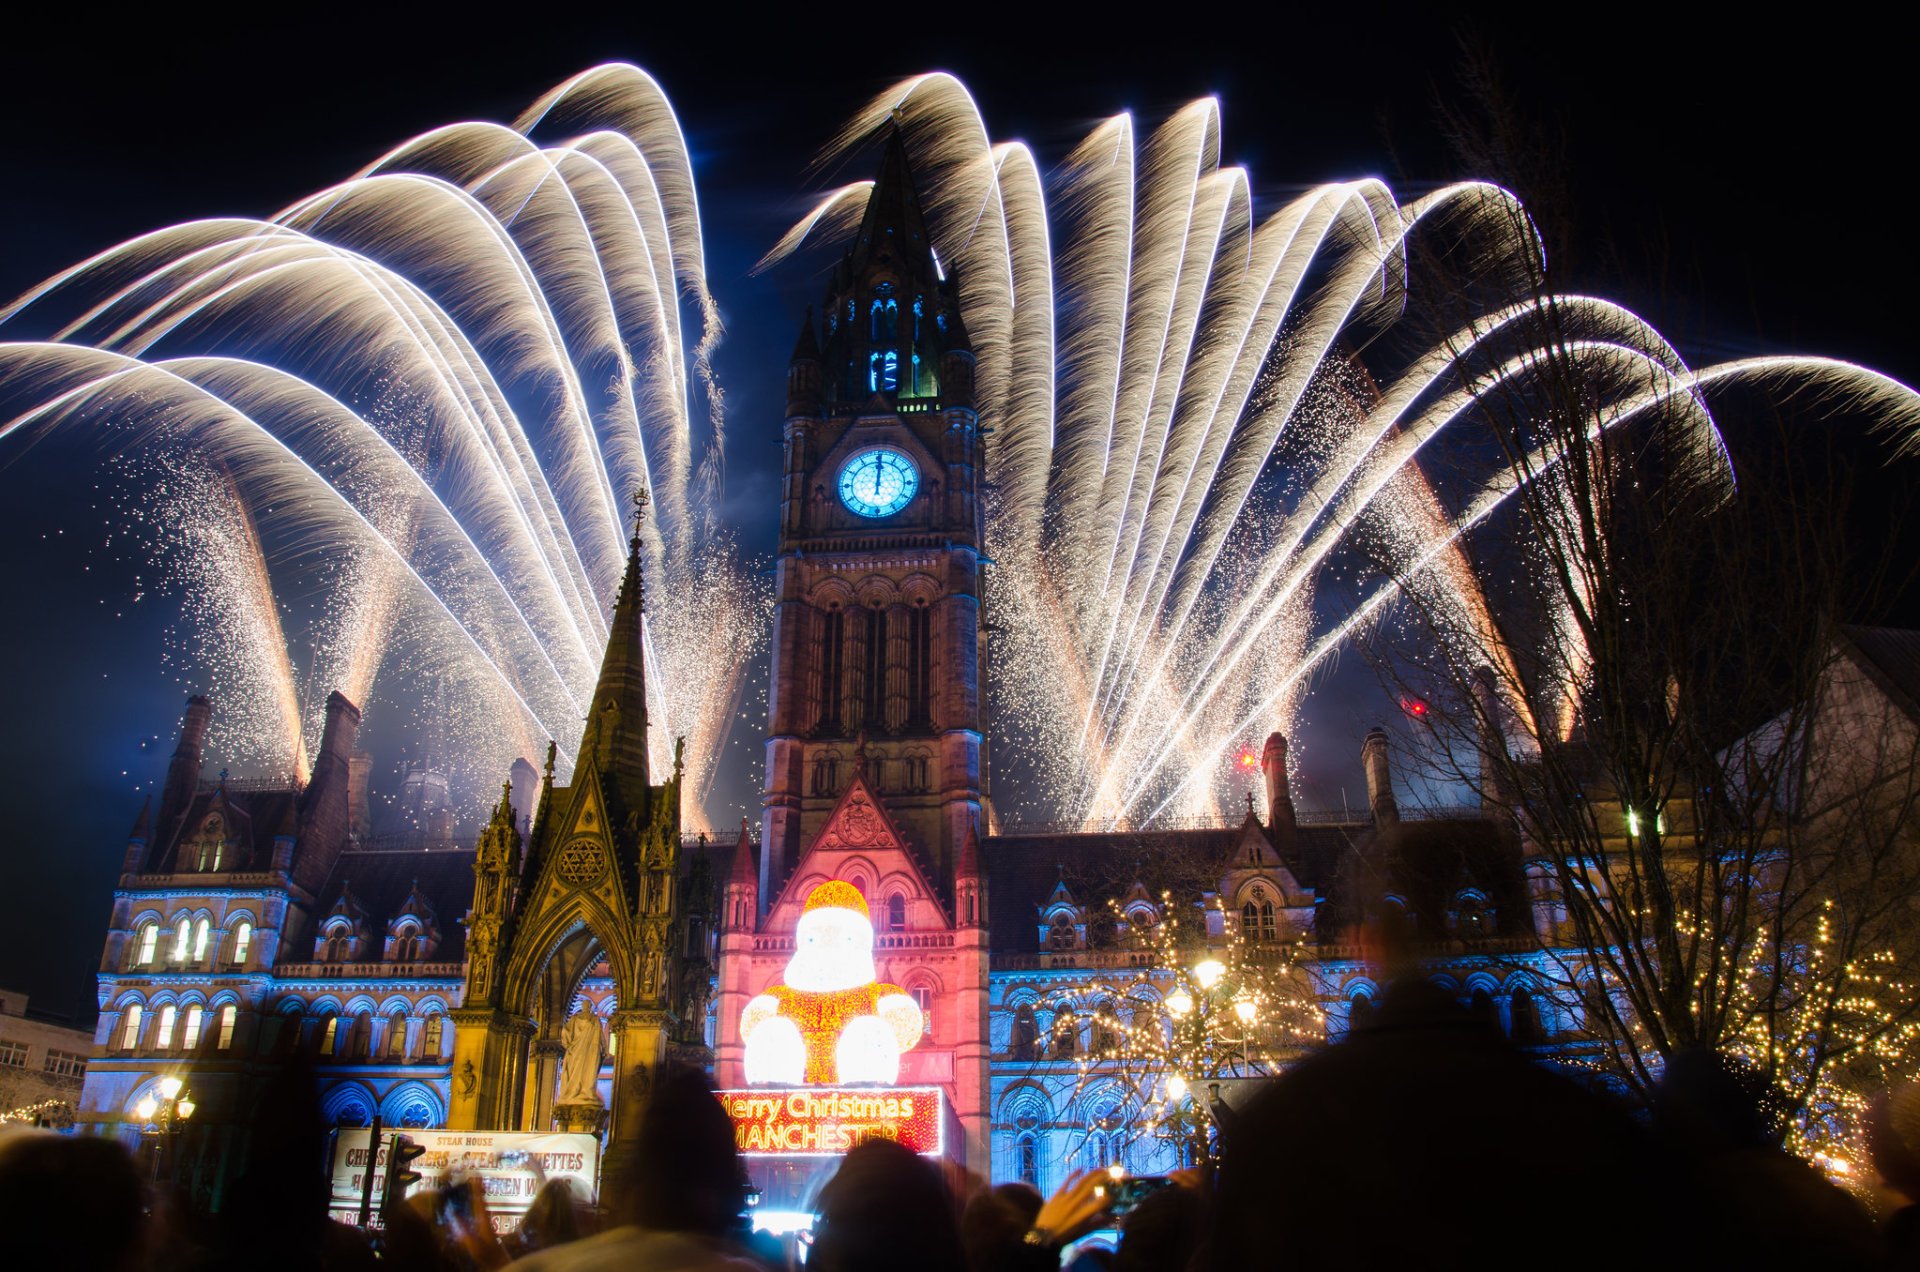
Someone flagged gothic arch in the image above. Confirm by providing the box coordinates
[379,1081,445,1128]
[498,893,636,1019]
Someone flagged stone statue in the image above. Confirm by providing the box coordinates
[555,1011,605,1107]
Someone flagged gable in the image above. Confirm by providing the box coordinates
[768,776,946,927]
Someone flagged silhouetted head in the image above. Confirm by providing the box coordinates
[0,1130,147,1272]
[1116,1183,1208,1272]
[811,1138,963,1272]
[612,1063,742,1237]
[960,1182,1033,1271]
[517,1177,585,1251]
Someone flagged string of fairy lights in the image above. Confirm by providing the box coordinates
[1050,892,1324,1165]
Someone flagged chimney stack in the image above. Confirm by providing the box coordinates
[1262,731,1296,840]
[295,691,361,893]
[1362,726,1398,826]
[159,695,213,828]
[347,752,373,838]
[1471,666,1512,813]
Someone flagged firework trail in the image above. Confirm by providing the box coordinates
[769,77,1920,830]
[0,64,766,828]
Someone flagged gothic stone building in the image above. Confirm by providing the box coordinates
[81,136,1558,1201]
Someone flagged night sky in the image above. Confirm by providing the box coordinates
[2,10,1912,1023]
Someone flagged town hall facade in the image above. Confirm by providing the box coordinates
[78,137,1560,1205]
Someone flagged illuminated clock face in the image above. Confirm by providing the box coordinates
[838,447,919,518]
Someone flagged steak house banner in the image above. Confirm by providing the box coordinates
[328,1128,598,1231]
[715,1086,944,1156]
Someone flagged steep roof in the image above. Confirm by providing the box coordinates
[308,847,477,964]
[147,783,300,875]
[1841,625,1920,722]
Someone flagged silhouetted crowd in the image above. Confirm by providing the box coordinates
[9,974,1920,1271]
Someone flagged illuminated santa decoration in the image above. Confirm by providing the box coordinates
[740,881,924,1085]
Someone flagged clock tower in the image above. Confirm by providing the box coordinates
[761,129,986,898]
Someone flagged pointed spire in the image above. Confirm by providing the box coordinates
[955,820,981,880]
[848,125,940,286]
[728,818,758,889]
[578,488,652,794]
[791,306,820,362]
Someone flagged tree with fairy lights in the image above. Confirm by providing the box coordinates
[1054,891,1324,1168]
[1360,45,1920,1180]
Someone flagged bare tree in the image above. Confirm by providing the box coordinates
[1361,39,1920,1161]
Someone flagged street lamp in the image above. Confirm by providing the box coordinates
[134,1074,195,1184]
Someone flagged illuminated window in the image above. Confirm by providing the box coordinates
[911,985,933,1038]
[320,1016,340,1054]
[395,928,421,963]
[173,918,190,961]
[182,1004,203,1051]
[423,1014,444,1058]
[868,350,899,394]
[192,918,210,962]
[387,1013,409,1059]
[1017,1134,1040,1188]
[232,921,252,966]
[1261,901,1277,942]
[885,895,907,933]
[217,1005,237,1050]
[155,1004,177,1050]
[1241,902,1260,939]
[120,1004,143,1050]
[136,924,158,966]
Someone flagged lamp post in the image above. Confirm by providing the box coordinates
[133,1074,196,1185]
[1156,955,1271,1167]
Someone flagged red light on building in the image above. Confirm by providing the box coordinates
[1401,697,1429,718]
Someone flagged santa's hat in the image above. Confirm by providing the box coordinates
[802,880,869,919]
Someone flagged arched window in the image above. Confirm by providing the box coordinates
[232,921,252,966]
[885,895,908,933]
[1051,1012,1080,1059]
[1011,1004,1038,1061]
[870,294,898,342]
[1510,988,1543,1044]
[155,1004,177,1050]
[136,924,159,966]
[398,1099,434,1129]
[1471,987,1499,1029]
[1261,901,1277,943]
[173,918,190,961]
[217,1005,238,1050]
[182,1004,204,1051]
[1091,1002,1120,1053]
[119,1004,143,1051]
[386,1013,409,1060]
[1047,915,1076,950]
[320,1015,341,1054]
[1241,902,1260,940]
[192,918,211,963]
[423,1014,445,1059]
[394,928,420,963]
[348,1012,371,1058]
[324,929,350,963]
[911,986,933,1038]
[1348,993,1374,1034]
[869,350,899,394]
[1017,1133,1040,1188]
